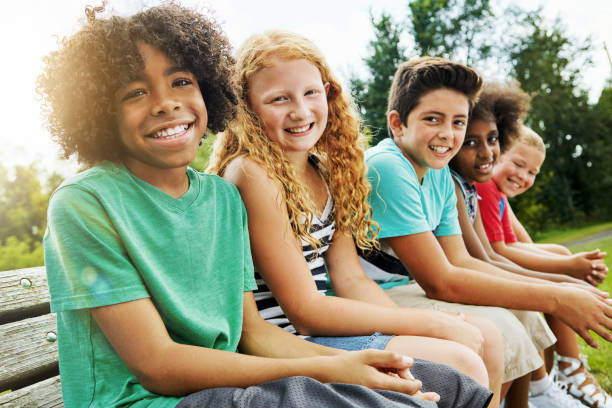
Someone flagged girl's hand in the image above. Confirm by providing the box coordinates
[318,350,440,402]
[436,312,485,356]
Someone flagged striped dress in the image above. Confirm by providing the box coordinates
[254,184,336,335]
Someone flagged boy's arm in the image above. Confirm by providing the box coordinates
[387,231,612,347]
[91,297,424,396]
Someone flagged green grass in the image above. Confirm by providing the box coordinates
[534,221,612,245]
[563,236,612,392]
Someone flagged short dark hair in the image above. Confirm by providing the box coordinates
[387,57,482,135]
[38,4,237,167]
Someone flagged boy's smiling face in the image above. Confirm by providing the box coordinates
[388,88,469,182]
[115,42,207,179]
[451,119,499,185]
[492,142,544,197]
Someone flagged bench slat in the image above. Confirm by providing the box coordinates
[0,267,50,324]
[0,376,63,407]
[0,314,59,392]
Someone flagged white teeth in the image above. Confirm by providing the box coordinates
[478,163,491,169]
[153,124,188,138]
[430,145,450,153]
[286,124,310,134]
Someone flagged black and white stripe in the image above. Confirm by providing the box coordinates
[254,192,336,335]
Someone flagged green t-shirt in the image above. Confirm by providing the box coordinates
[43,162,257,408]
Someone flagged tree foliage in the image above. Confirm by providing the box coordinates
[351,3,612,233]
[408,0,495,65]
[351,12,405,146]
[507,12,612,230]
[0,164,62,270]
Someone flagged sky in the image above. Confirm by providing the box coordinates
[0,0,610,178]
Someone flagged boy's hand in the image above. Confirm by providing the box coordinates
[555,285,612,349]
[559,281,609,299]
[319,350,440,402]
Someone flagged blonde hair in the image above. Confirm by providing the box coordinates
[516,125,546,157]
[207,30,378,250]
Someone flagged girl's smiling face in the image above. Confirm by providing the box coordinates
[451,119,499,185]
[492,141,544,197]
[247,58,329,159]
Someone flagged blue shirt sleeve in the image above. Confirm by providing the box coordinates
[367,152,432,239]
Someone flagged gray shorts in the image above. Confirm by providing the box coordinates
[177,369,492,408]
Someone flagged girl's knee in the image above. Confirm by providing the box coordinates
[466,315,504,374]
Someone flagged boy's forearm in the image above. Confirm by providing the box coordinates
[154,342,339,395]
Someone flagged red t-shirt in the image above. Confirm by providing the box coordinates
[475,180,517,244]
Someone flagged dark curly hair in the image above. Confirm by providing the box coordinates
[470,81,530,152]
[37,4,237,166]
[387,56,482,136]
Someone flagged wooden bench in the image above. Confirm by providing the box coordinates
[0,266,63,407]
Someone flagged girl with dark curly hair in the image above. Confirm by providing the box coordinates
[38,4,462,408]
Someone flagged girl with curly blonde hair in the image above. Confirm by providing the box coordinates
[208,30,504,408]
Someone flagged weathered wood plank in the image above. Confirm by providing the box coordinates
[0,376,63,407]
[0,266,50,323]
[0,314,59,392]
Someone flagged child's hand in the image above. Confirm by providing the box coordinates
[432,312,485,356]
[570,250,608,286]
[555,285,612,349]
[319,350,440,402]
[559,281,609,299]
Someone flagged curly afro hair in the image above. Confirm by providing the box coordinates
[38,4,237,167]
[471,81,530,152]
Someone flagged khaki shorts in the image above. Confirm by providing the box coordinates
[385,282,556,383]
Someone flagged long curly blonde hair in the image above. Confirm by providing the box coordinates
[207,30,377,250]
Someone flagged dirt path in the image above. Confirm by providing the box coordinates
[563,229,612,247]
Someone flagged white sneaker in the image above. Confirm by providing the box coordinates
[556,355,612,408]
[529,381,589,408]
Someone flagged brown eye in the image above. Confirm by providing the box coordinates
[173,78,192,87]
[121,88,146,102]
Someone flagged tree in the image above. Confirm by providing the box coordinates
[350,12,405,146]
[407,0,495,66]
[352,0,500,146]
[189,133,218,172]
[508,12,610,230]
